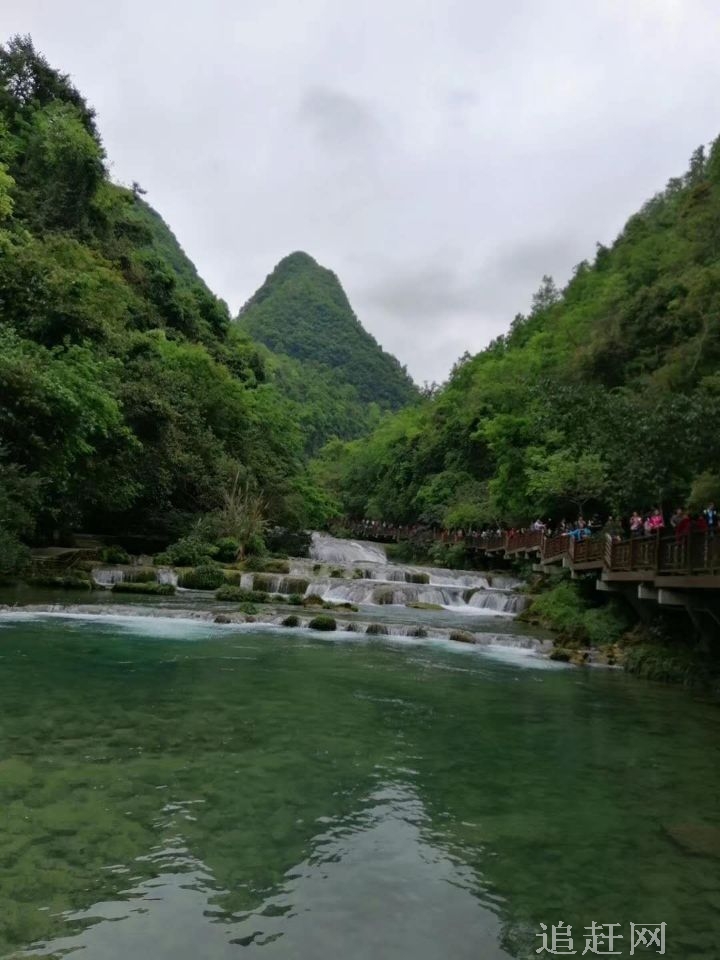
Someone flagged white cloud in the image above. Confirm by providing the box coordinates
[3,0,720,381]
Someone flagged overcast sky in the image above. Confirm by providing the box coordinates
[3,1,720,383]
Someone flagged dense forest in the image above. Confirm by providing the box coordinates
[0,36,364,564]
[315,142,720,530]
[238,251,418,453]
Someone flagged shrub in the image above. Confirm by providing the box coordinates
[287,594,304,606]
[245,534,266,557]
[365,623,388,635]
[282,614,300,627]
[244,555,266,572]
[353,568,366,579]
[0,533,31,580]
[154,537,218,567]
[215,586,270,603]
[112,582,175,596]
[312,563,323,573]
[215,537,240,564]
[178,565,226,590]
[329,568,345,578]
[100,545,130,564]
[29,574,92,590]
[584,602,633,646]
[223,571,242,586]
[264,558,290,574]
[524,581,586,641]
[239,602,258,615]
[308,615,337,631]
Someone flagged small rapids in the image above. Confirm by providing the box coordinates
[0,604,546,657]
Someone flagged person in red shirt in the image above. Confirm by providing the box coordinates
[694,513,708,534]
[675,509,691,540]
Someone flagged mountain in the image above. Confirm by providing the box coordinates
[316,139,720,532]
[237,251,418,418]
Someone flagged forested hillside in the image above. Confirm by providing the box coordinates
[0,36,331,555]
[315,141,720,527]
[237,252,418,451]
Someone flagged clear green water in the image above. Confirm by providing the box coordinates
[1,613,719,960]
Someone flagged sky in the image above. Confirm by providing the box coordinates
[3,0,720,383]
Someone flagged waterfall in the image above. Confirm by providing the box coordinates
[91,567,126,586]
[309,533,387,564]
[467,591,529,614]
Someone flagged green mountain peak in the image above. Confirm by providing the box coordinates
[238,252,417,410]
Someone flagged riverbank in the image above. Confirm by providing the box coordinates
[517,567,720,694]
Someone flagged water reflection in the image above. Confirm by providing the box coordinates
[26,782,510,960]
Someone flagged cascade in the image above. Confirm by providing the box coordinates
[91,567,126,586]
[309,533,387,565]
[296,535,527,616]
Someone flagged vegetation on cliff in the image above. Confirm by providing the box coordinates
[0,37,341,557]
[315,140,720,526]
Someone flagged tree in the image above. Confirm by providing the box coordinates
[521,451,608,518]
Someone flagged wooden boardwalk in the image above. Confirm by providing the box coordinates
[339,523,720,592]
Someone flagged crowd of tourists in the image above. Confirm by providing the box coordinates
[349,503,719,545]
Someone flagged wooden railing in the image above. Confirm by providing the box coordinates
[542,535,569,563]
[569,536,605,565]
[335,520,720,585]
[505,530,543,552]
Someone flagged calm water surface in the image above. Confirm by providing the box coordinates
[0,613,719,959]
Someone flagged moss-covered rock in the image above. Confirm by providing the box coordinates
[111,582,175,596]
[549,648,572,662]
[308,615,336,631]
[302,594,324,607]
[365,623,389,636]
[405,571,430,584]
[178,565,225,590]
[449,630,476,645]
[281,615,300,627]
[215,586,269,603]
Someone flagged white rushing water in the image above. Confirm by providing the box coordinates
[309,533,388,565]
[298,534,528,616]
[88,534,529,617]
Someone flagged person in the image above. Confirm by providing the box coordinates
[704,501,717,536]
[648,508,665,532]
[629,511,643,537]
[675,509,691,540]
[602,515,622,541]
[669,507,683,530]
[694,512,708,534]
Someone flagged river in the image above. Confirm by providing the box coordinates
[0,538,718,959]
